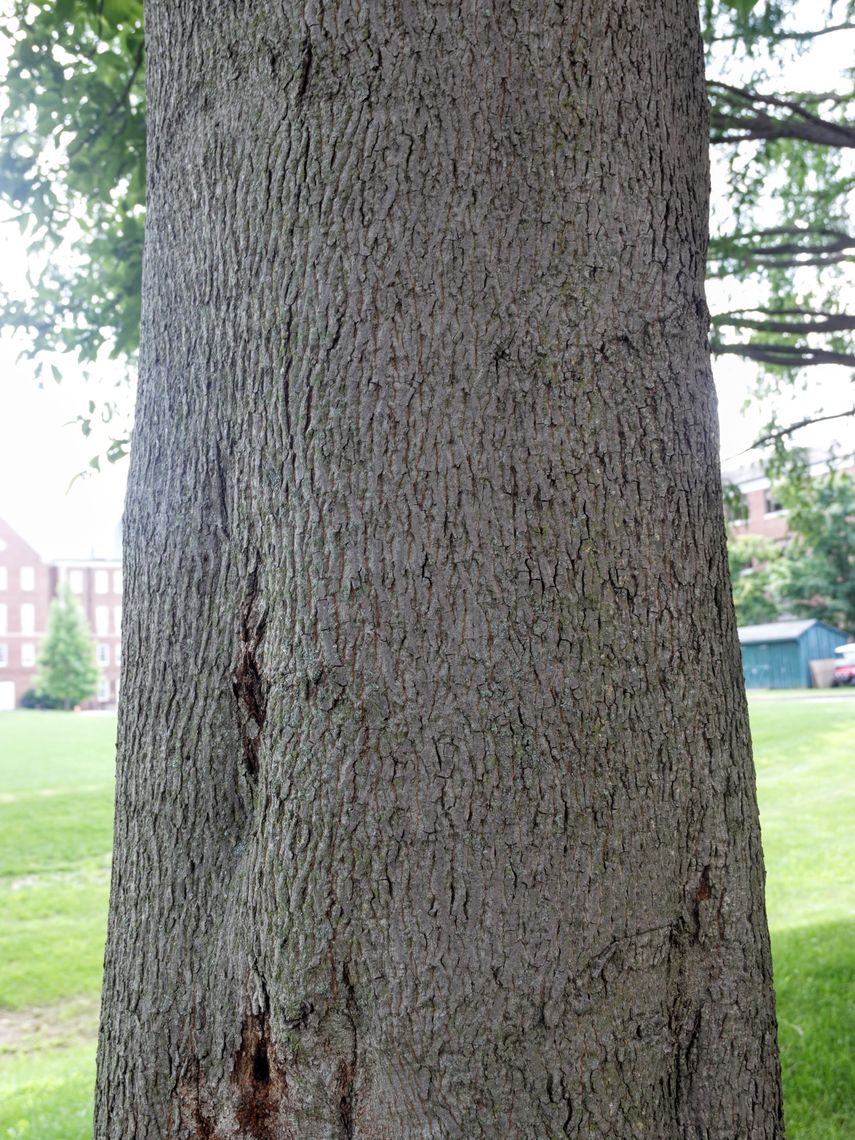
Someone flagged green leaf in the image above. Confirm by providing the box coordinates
[721,0,757,20]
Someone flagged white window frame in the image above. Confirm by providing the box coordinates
[95,606,110,635]
[94,570,109,594]
[20,566,35,591]
[21,643,36,668]
[0,644,7,667]
[20,603,35,634]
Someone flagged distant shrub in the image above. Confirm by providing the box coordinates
[20,688,65,710]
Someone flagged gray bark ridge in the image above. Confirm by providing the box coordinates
[96,2,783,1137]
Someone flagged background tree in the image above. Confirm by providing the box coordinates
[727,533,784,625]
[94,1,782,1135]
[774,468,855,629]
[724,460,855,630]
[35,579,99,709]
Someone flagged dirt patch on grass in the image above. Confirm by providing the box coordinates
[0,994,100,1055]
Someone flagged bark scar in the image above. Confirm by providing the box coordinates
[233,578,268,780]
[233,1013,285,1140]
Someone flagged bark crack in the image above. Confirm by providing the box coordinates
[233,574,269,780]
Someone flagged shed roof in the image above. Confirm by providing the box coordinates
[737,619,835,644]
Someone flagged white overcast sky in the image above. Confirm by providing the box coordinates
[0,6,853,559]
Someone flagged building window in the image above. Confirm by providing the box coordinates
[113,569,123,594]
[763,491,786,516]
[69,569,84,593]
[0,644,7,667]
[21,604,35,633]
[21,643,36,668]
[97,643,110,666]
[0,567,7,590]
[97,677,111,702]
[114,605,123,634]
[95,570,109,594]
[95,606,110,635]
[115,642,122,665]
[0,604,6,633]
[20,566,35,591]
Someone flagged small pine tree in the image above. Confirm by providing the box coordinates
[36,581,100,710]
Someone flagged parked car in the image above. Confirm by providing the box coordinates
[831,643,855,686]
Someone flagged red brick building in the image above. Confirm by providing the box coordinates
[724,451,855,543]
[0,517,122,710]
[0,517,51,711]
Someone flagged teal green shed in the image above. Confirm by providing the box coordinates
[738,619,851,689]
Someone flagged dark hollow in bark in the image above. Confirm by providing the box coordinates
[96,2,784,1136]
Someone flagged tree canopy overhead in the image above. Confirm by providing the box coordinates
[1,0,854,452]
[703,0,855,445]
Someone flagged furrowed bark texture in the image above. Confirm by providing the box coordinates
[97,2,783,1136]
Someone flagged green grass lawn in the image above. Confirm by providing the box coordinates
[0,713,114,1140]
[0,704,852,1137]
[751,697,855,1139]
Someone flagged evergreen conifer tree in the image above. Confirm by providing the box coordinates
[36,580,99,710]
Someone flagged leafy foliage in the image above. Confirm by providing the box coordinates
[726,460,855,632]
[728,533,783,626]
[775,469,855,630]
[0,0,144,363]
[35,581,100,708]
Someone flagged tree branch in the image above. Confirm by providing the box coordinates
[708,81,855,148]
[66,39,145,159]
[712,22,855,44]
[709,227,855,267]
[712,311,855,336]
[751,408,855,449]
[714,343,855,367]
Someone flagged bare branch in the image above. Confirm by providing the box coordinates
[709,227,855,268]
[711,22,855,44]
[708,81,855,147]
[714,343,855,367]
[712,311,855,336]
[751,408,855,449]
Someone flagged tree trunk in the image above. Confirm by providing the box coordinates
[97,2,783,1136]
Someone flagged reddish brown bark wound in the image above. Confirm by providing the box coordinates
[694,865,713,904]
[233,1014,284,1140]
[233,590,268,778]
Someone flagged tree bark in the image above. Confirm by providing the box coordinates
[96,2,784,1136]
